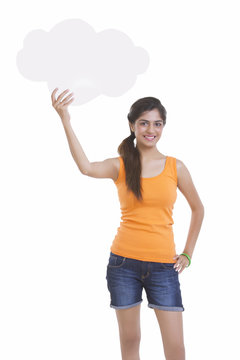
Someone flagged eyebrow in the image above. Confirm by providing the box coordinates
[139,119,163,122]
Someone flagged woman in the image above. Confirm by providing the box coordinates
[51,88,204,360]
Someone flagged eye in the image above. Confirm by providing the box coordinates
[140,121,162,126]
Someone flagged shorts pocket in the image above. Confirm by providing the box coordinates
[108,253,126,268]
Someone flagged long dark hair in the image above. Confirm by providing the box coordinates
[117,96,167,202]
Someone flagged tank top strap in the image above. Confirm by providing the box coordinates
[166,156,177,184]
[114,156,125,184]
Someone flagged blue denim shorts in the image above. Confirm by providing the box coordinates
[106,252,184,311]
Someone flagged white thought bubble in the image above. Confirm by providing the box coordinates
[16,18,150,105]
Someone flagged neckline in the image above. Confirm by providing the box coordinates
[141,156,169,180]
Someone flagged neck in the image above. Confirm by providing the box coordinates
[136,145,162,160]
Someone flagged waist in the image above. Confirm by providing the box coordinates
[118,221,173,233]
[111,226,176,262]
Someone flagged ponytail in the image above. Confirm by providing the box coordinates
[117,96,167,202]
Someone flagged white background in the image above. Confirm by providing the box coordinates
[1,0,240,359]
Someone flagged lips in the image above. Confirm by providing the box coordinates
[144,136,156,141]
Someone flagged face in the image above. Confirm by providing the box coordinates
[129,109,165,147]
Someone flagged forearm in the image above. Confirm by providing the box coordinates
[183,208,204,258]
[61,120,90,174]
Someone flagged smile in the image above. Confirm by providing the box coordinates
[144,136,156,141]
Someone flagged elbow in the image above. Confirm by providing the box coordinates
[190,199,204,213]
[76,162,91,176]
[192,205,205,215]
[81,168,88,175]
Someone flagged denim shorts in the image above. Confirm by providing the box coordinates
[106,252,184,311]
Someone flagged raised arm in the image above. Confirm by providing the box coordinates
[51,88,118,181]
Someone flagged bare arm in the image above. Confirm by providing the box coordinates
[51,88,90,174]
[61,121,118,179]
[51,88,117,179]
[173,159,205,273]
[61,120,91,175]
[177,159,204,258]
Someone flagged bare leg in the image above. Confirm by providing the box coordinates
[154,309,185,360]
[115,303,141,360]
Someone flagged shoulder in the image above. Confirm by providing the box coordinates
[175,158,191,183]
[175,157,204,210]
[175,158,186,172]
[113,156,121,170]
[111,157,121,181]
[167,156,185,173]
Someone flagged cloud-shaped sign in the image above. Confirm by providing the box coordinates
[16,18,150,105]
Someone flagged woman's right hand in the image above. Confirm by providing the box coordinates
[51,88,74,123]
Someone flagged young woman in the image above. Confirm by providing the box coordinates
[51,88,204,360]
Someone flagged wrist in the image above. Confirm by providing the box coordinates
[180,252,191,267]
[183,249,193,258]
[61,118,71,128]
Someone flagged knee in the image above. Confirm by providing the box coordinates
[165,344,185,360]
[120,331,141,348]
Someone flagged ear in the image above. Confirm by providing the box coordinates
[128,121,134,132]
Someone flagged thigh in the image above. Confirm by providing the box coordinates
[154,309,185,357]
[115,303,141,338]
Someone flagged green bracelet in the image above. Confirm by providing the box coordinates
[180,253,191,267]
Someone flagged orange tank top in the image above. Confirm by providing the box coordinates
[110,156,178,263]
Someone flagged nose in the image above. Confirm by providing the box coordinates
[146,123,155,133]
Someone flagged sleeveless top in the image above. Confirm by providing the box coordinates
[110,156,178,263]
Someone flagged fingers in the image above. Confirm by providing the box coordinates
[51,88,74,107]
[56,89,71,103]
[60,92,74,105]
[51,87,59,104]
[173,255,189,274]
[177,263,187,274]
[64,96,75,105]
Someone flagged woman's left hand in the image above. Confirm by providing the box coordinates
[173,254,190,274]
